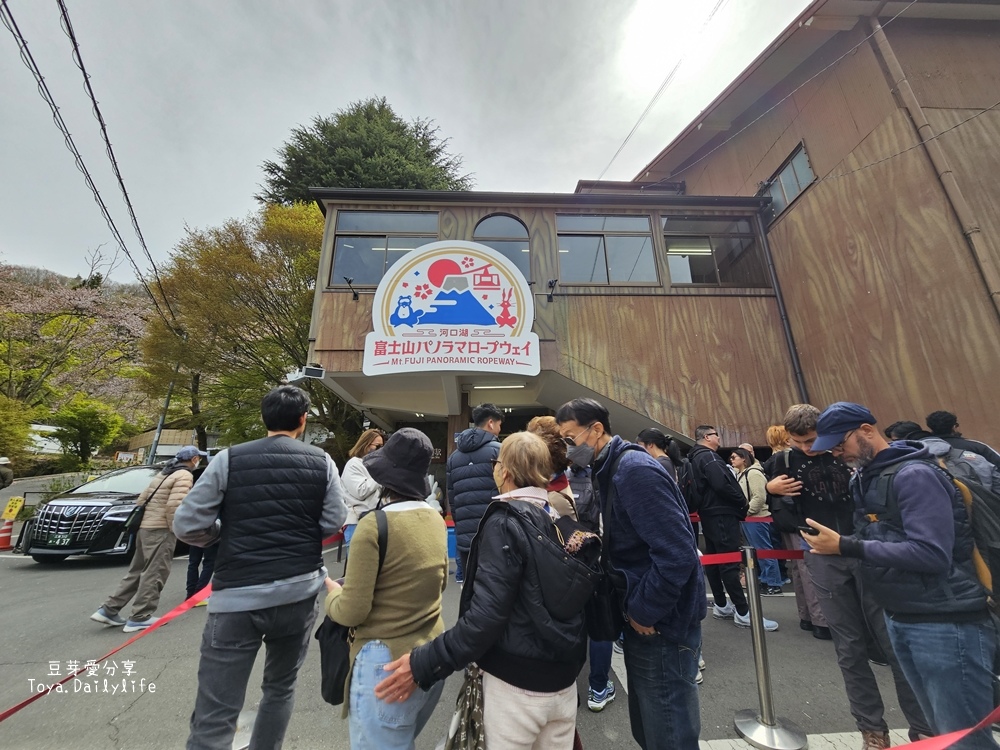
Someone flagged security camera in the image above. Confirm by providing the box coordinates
[284,366,325,384]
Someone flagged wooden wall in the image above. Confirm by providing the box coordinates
[638,18,1000,444]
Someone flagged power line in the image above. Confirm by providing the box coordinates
[0,0,180,335]
[55,0,178,323]
[647,0,920,186]
[822,97,1000,181]
[597,0,731,182]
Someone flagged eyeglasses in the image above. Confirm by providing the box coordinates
[704,432,719,438]
[490,459,502,468]
[833,429,856,451]
[561,424,594,447]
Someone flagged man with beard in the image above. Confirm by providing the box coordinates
[766,404,930,749]
[804,402,998,750]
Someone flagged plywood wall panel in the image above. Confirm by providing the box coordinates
[887,20,1000,110]
[767,109,1000,443]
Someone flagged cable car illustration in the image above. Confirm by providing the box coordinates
[471,264,501,289]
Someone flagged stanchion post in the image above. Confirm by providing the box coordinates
[734,546,807,750]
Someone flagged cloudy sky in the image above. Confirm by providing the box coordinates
[1,0,810,282]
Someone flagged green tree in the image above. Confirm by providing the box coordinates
[141,203,363,461]
[0,394,35,464]
[51,394,124,466]
[257,96,473,204]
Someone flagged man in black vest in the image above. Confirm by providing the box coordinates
[174,386,347,750]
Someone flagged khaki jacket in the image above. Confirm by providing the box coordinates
[138,468,193,532]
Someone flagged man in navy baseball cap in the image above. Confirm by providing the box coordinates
[810,402,877,454]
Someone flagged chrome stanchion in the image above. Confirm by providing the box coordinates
[734,545,807,750]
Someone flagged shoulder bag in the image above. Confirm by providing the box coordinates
[316,509,387,706]
[123,473,170,533]
[438,664,486,750]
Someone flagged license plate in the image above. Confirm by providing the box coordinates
[48,533,72,546]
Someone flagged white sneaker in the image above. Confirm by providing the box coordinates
[695,669,704,684]
[734,610,779,631]
[711,603,735,619]
[698,656,706,670]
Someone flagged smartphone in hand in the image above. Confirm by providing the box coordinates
[797,525,820,536]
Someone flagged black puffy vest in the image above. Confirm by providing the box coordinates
[212,436,329,590]
[854,458,987,617]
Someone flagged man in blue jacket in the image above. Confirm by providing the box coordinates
[446,403,502,583]
[556,398,704,750]
[804,402,998,750]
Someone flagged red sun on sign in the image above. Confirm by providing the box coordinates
[426,258,463,288]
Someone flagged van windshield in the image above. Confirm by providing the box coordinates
[68,467,161,495]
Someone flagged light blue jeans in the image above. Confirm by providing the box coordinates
[740,521,783,587]
[349,641,444,750]
[885,615,999,750]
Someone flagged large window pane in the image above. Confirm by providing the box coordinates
[474,215,528,238]
[714,236,768,286]
[606,236,657,283]
[558,235,608,283]
[336,211,438,234]
[557,215,650,232]
[790,149,815,191]
[662,217,753,235]
[476,239,531,281]
[666,238,716,284]
[385,236,433,274]
[331,236,385,286]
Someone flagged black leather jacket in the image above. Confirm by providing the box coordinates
[410,498,587,693]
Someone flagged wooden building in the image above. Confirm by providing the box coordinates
[637,0,1000,445]
[307,0,1000,450]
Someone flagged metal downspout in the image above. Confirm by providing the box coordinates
[755,212,809,403]
[868,17,1000,325]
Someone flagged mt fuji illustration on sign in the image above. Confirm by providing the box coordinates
[363,241,540,376]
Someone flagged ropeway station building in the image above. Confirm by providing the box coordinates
[305,0,1000,458]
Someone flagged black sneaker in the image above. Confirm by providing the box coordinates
[761,585,783,596]
[799,619,814,631]
[812,626,832,640]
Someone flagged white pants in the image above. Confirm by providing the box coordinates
[482,672,576,750]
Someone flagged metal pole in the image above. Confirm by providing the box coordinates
[147,363,180,465]
[734,546,807,750]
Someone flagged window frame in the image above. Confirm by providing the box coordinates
[760,144,816,224]
[473,213,532,282]
[556,213,660,287]
[662,215,769,289]
[330,211,439,288]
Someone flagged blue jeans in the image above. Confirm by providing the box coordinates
[589,639,613,692]
[741,521,783,587]
[349,641,444,750]
[623,624,702,750]
[186,596,318,750]
[186,545,218,599]
[885,615,999,750]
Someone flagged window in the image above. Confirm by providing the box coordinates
[662,217,769,287]
[331,211,438,286]
[760,145,815,221]
[556,215,658,285]
[473,214,531,281]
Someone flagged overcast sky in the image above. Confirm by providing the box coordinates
[0,0,810,282]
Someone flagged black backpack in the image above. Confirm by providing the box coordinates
[676,457,696,513]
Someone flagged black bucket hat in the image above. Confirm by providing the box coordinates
[362,428,433,501]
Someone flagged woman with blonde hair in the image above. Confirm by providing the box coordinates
[341,428,386,544]
[376,431,589,749]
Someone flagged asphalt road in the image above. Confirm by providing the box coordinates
[0,547,913,750]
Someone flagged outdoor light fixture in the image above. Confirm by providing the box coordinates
[471,384,525,390]
[343,276,359,301]
[547,278,558,302]
[415,412,425,418]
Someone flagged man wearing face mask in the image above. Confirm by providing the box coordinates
[556,398,704,750]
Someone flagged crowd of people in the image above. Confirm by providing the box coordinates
[82,385,1000,750]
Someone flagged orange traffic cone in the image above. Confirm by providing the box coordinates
[0,519,13,551]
